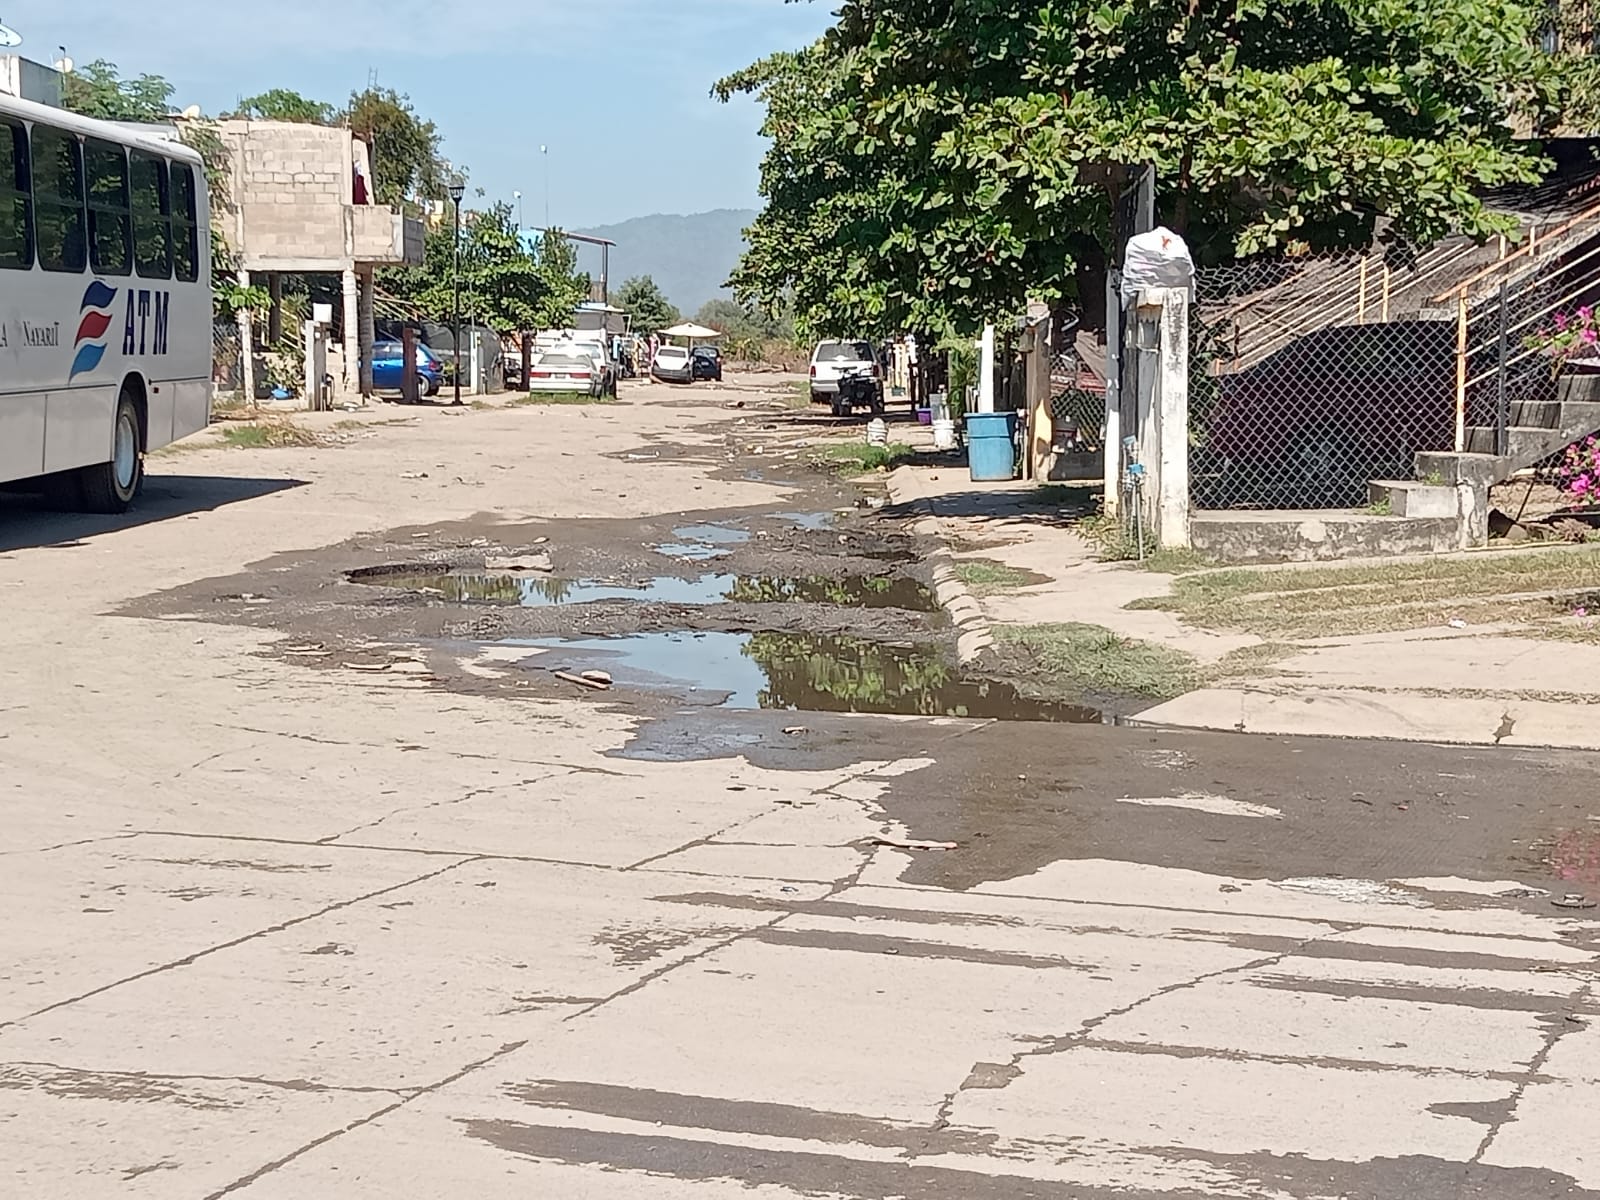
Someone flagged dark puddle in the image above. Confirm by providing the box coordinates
[355,571,938,612]
[510,630,1101,722]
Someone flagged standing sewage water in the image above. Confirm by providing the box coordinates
[353,570,941,612]
[506,630,1101,723]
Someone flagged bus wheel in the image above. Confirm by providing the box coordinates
[79,390,144,514]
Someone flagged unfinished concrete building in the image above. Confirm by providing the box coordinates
[214,118,424,397]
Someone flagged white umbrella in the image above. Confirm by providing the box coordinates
[660,322,722,348]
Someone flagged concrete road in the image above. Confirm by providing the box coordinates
[4,381,1599,1198]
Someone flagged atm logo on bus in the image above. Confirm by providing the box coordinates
[69,282,117,380]
[69,281,171,381]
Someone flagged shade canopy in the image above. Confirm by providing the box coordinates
[660,322,722,339]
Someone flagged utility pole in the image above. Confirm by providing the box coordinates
[540,145,549,228]
[449,178,465,407]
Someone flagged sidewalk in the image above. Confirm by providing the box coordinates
[885,434,1600,751]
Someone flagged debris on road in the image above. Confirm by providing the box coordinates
[487,554,553,573]
[580,670,613,686]
[1552,893,1597,910]
[554,670,612,691]
[871,835,959,851]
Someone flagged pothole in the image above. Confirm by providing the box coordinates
[352,570,939,612]
[506,630,1101,722]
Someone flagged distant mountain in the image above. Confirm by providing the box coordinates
[575,209,756,314]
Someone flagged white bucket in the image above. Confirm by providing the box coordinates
[865,417,888,447]
[932,417,957,451]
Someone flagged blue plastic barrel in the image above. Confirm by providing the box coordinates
[966,411,1019,481]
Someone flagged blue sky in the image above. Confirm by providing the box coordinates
[3,0,834,227]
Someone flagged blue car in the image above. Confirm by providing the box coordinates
[371,339,443,396]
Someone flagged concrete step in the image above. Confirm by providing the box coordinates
[1368,480,1458,518]
[1509,399,1563,428]
[1462,425,1566,458]
[1191,510,1461,564]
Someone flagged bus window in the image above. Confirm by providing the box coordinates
[131,150,170,279]
[172,161,199,283]
[0,119,31,269]
[85,137,131,276]
[31,124,85,273]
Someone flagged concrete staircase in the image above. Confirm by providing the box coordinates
[1416,394,1600,490]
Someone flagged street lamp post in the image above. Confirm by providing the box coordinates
[449,178,465,407]
[513,189,522,230]
[540,145,549,229]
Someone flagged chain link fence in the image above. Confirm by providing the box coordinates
[1458,236,1600,467]
[1189,254,1463,510]
[213,321,244,401]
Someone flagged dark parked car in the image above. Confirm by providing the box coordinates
[690,345,723,382]
[371,339,443,396]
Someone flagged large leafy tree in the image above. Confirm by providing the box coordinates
[384,207,587,333]
[61,60,175,121]
[348,87,447,205]
[234,89,336,124]
[721,0,1567,338]
[615,276,682,334]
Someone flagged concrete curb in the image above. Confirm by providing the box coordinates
[908,505,997,666]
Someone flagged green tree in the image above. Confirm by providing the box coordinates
[615,276,682,334]
[532,230,590,329]
[693,297,792,340]
[1548,1,1600,133]
[721,0,1568,338]
[234,89,336,124]
[61,59,175,122]
[383,207,586,333]
[348,87,447,205]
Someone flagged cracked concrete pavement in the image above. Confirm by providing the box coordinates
[4,379,1600,1197]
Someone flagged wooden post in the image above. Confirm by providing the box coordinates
[1381,266,1392,322]
[1357,258,1369,324]
[1455,293,1469,452]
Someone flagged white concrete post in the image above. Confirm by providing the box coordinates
[469,330,483,395]
[1133,287,1191,549]
[236,269,255,404]
[341,268,360,396]
[977,323,996,413]
[303,320,328,411]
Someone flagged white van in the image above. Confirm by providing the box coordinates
[809,339,877,407]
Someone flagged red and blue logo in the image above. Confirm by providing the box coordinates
[69,281,118,381]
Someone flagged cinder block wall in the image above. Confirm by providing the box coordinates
[220,120,353,269]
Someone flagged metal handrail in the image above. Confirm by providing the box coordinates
[1431,197,1600,303]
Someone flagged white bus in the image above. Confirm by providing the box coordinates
[0,93,210,512]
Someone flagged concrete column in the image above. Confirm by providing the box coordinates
[303,320,327,412]
[267,273,283,345]
[977,323,996,413]
[341,268,360,396]
[1133,287,1191,549]
[357,266,375,397]
[236,269,255,403]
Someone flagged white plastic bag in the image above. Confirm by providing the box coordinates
[1121,226,1195,304]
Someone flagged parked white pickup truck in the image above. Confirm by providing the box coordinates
[809,339,879,412]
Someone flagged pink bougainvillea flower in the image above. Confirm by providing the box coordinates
[1574,476,1592,496]
[1581,305,1594,322]
[1557,312,1570,331]
[1583,328,1597,345]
